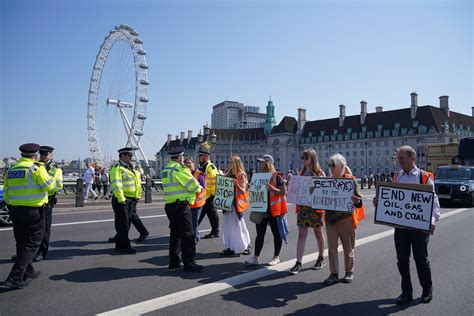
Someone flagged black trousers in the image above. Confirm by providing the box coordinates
[254,214,282,257]
[111,199,148,239]
[197,195,219,234]
[394,228,433,295]
[9,205,45,281]
[37,202,54,257]
[165,202,195,266]
[112,197,133,249]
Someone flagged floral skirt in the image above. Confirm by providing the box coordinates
[297,206,324,228]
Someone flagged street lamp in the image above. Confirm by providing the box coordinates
[197,123,217,151]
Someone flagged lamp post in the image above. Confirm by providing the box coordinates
[197,123,217,154]
[365,141,368,176]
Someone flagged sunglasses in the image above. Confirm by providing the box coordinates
[328,163,336,168]
[301,155,310,160]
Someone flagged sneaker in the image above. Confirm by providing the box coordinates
[289,261,302,275]
[324,273,339,286]
[108,236,117,243]
[135,232,149,243]
[167,263,182,271]
[94,196,99,201]
[33,254,43,262]
[24,270,41,280]
[242,245,252,256]
[183,262,204,272]
[203,233,219,239]
[421,292,433,304]
[5,277,31,289]
[244,256,259,265]
[267,257,280,266]
[312,256,326,270]
[343,272,354,283]
[396,293,413,305]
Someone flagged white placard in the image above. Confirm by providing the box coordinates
[286,175,314,206]
[375,184,434,232]
[214,175,234,211]
[286,176,357,212]
[311,178,356,213]
[248,173,272,213]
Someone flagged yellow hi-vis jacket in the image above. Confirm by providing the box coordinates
[162,160,202,204]
[110,162,142,204]
[39,161,64,196]
[200,160,217,198]
[4,157,55,207]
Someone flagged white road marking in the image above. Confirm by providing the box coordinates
[97,207,471,316]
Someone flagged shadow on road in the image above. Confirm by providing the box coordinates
[289,298,419,315]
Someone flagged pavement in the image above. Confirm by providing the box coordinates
[0,189,472,315]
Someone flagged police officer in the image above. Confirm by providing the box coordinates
[109,147,144,254]
[197,147,220,238]
[3,143,55,289]
[162,147,203,272]
[33,146,63,262]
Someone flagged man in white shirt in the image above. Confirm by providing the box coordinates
[83,162,98,201]
[374,145,440,305]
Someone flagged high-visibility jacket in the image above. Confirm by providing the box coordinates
[110,162,142,203]
[200,160,217,198]
[189,169,206,208]
[394,169,433,184]
[346,174,365,229]
[162,160,202,204]
[269,172,288,217]
[234,172,249,213]
[39,161,63,196]
[4,157,55,207]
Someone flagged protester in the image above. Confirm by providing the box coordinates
[289,148,326,275]
[373,145,440,305]
[324,153,365,286]
[184,156,206,243]
[245,154,288,266]
[221,155,251,256]
[92,167,102,197]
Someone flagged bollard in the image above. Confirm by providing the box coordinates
[75,178,84,207]
[145,178,152,204]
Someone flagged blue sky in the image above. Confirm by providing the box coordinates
[1,0,472,161]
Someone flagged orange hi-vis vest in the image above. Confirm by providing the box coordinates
[234,172,249,213]
[344,174,365,229]
[295,169,325,214]
[394,169,433,185]
[269,172,288,217]
[189,169,206,209]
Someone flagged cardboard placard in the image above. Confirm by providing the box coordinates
[287,176,356,213]
[374,182,434,232]
[214,175,234,211]
[248,173,272,213]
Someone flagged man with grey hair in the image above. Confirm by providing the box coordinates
[374,145,440,305]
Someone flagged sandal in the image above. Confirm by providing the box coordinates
[242,245,252,255]
[220,249,235,256]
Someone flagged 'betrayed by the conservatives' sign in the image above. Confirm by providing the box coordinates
[248,173,272,212]
[287,176,356,213]
[214,175,234,211]
[375,182,434,232]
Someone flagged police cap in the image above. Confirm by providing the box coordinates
[118,147,134,155]
[19,143,40,156]
[198,148,211,156]
[168,146,185,158]
[39,146,55,155]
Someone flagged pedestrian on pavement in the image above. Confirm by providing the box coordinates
[162,147,204,272]
[3,143,55,289]
[83,161,98,201]
[373,145,440,305]
[100,168,109,198]
[197,146,220,239]
[221,155,252,256]
[184,156,206,243]
[92,167,102,197]
[34,146,63,262]
[245,154,288,266]
[324,153,365,286]
[289,148,326,275]
[109,148,144,254]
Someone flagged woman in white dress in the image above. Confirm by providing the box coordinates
[220,155,252,256]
